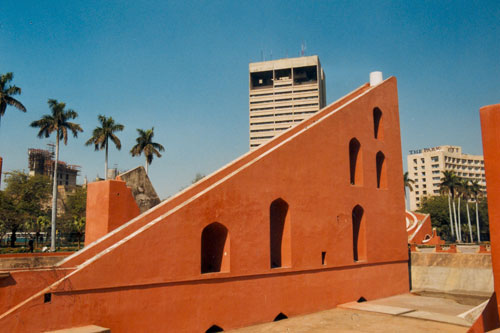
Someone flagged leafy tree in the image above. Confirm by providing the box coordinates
[419,194,490,243]
[130,127,165,174]
[0,191,20,247]
[70,217,86,249]
[192,173,205,184]
[30,99,83,251]
[64,186,87,219]
[418,195,453,241]
[0,72,26,126]
[60,187,86,249]
[85,115,124,179]
[1,171,51,247]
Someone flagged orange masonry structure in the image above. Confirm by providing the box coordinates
[0,77,409,332]
[406,211,444,245]
[470,103,500,332]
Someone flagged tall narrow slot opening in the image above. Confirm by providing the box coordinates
[376,151,387,189]
[352,205,366,261]
[373,107,383,139]
[270,198,291,268]
[349,138,363,185]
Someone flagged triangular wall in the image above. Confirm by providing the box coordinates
[0,77,409,332]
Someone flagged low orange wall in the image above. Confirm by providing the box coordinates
[0,252,74,259]
[0,268,73,315]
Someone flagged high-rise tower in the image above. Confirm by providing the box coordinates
[249,55,326,149]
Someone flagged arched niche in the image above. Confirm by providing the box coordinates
[349,138,363,185]
[270,198,291,268]
[373,107,384,139]
[201,222,230,274]
[352,205,366,261]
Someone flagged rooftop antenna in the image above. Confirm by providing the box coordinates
[261,50,263,61]
[301,41,307,56]
[270,50,273,60]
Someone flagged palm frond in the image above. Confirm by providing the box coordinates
[5,96,26,112]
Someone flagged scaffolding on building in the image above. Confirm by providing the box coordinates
[28,147,80,185]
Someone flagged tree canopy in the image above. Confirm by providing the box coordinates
[0,72,26,125]
[130,127,165,174]
[0,171,51,247]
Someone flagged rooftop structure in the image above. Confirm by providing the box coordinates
[407,145,486,211]
[28,148,80,186]
[249,55,326,149]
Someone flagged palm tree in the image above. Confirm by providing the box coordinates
[30,99,83,251]
[85,115,124,179]
[404,171,414,210]
[130,127,165,174]
[470,180,482,242]
[404,171,415,195]
[456,179,464,242]
[460,179,473,242]
[0,72,27,126]
[440,171,460,240]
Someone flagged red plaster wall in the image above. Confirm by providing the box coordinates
[475,103,500,331]
[0,77,409,332]
[0,268,73,315]
[84,180,140,246]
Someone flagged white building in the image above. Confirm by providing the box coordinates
[249,55,326,149]
[407,145,486,211]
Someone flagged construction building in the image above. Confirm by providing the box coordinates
[28,148,79,186]
[249,55,326,149]
[407,145,486,211]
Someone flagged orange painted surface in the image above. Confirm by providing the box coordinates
[84,180,140,246]
[423,230,445,245]
[468,293,500,333]
[479,245,491,253]
[406,211,444,245]
[0,77,409,332]
[470,103,500,332]
[61,82,372,269]
[0,268,73,315]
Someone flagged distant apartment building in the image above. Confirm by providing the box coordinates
[28,148,79,186]
[407,145,486,211]
[249,55,326,149]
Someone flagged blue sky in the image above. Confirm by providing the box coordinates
[1,1,499,198]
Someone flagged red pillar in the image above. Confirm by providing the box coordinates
[85,180,140,246]
[480,103,500,319]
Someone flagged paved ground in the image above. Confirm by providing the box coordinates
[228,308,467,333]
[228,292,489,332]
